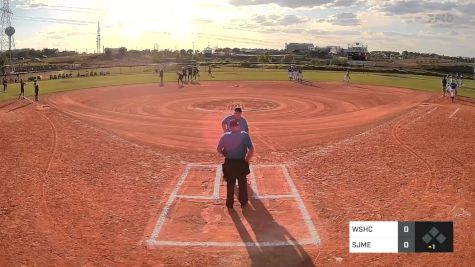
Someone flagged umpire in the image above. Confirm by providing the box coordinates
[217,119,254,209]
[222,107,249,133]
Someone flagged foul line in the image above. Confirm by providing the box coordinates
[448,107,460,119]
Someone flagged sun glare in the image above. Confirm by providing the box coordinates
[104,0,198,42]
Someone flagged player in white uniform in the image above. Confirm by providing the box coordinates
[343,70,351,86]
[449,80,457,103]
[297,67,303,82]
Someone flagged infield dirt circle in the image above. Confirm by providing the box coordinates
[1,81,473,266]
[44,81,430,152]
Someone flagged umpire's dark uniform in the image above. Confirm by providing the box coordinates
[217,119,254,209]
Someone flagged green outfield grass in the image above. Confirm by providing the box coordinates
[1,68,474,102]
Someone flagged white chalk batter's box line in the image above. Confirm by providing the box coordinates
[147,164,320,247]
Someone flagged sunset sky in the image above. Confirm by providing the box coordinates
[9,0,475,57]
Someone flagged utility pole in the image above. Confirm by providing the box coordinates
[96,21,101,54]
[0,0,14,52]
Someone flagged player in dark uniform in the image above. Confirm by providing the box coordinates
[192,65,200,81]
[208,65,214,78]
[34,78,39,101]
[187,65,193,82]
[442,75,448,96]
[19,78,26,99]
[177,70,184,87]
[2,76,7,93]
[181,67,187,83]
[159,68,164,86]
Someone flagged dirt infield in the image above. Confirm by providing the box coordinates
[1,81,474,266]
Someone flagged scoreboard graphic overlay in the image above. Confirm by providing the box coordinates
[350,221,453,253]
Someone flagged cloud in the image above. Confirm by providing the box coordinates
[333,30,360,35]
[376,0,475,17]
[232,14,311,29]
[42,27,91,40]
[368,1,475,29]
[15,0,105,14]
[375,0,474,15]
[15,0,51,9]
[228,0,361,8]
[326,12,360,25]
[192,19,214,24]
[281,14,311,24]
[258,14,310,25]
[329,0,362,7]
[378,1,438,15]
[305,29,330,35]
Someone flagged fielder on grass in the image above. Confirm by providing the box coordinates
[449,79,457,103]
[2,76,7,93]
[19,79,26,99]
[442,75,448,97]
[159,68,164,86]
[344,69,351,86]
[34,78,40,102]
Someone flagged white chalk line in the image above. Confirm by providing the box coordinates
[175,195,214,200]
[175,194,294,200]
[186,163,218,167]
[148,165,191,243]
[448,107,460,119]
[280,165,320,245]
[248,165,260,196]
[253,164,286,168]
[213,165,222,200]
[149,240,316,247]
[147,164,320,247]
[253,194,294,199]
[426,106,439,115]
